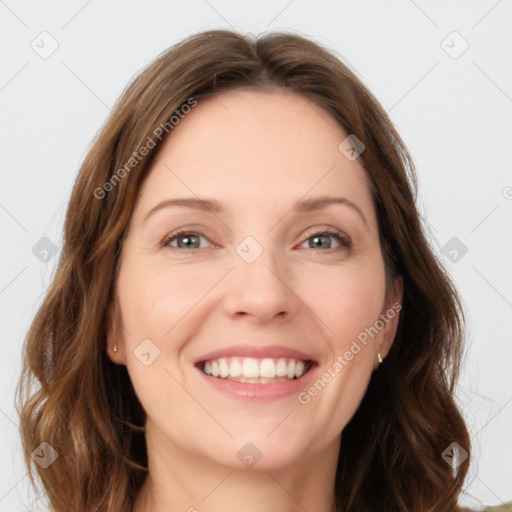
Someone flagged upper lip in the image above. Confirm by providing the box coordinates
[194,344,317,364]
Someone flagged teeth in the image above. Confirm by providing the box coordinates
[276,358,287,377]
[242,358,259,378]
[294,361,305,378]
[229,359,242,377]
[259,358,276,378]
[219,358,229,378]
[287,360,296,379]
[199,356,310,382]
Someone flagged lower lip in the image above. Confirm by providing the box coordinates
[196,364,317,401]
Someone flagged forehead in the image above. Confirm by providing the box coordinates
[135,89,376,226]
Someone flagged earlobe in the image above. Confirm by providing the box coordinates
[105,300,125,364]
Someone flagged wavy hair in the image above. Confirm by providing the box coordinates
[16,29,470,512]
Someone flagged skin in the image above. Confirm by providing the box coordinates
[107,89,403,512]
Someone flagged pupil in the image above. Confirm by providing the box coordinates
[311,235,331,249]
[179,235,199,248]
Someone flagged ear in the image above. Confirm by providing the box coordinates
[105,296,127,365]
[377,275,403,363]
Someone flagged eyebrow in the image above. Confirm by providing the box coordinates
[144,195,369,227]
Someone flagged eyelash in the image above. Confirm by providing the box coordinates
[161,228,352,254]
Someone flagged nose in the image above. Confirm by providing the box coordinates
[222,246,301,324]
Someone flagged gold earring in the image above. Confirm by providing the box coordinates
[378,352,383,364]
[113,345,118,353]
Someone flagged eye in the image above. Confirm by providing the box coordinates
[298,230,351,253]
[161,228,351,252]
[161,230,211,250]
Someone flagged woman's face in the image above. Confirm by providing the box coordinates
[108,89,402,471]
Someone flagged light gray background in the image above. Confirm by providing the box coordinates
[1,1,511,510]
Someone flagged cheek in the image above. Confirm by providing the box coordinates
[116,261,208,340]
[302,263,386,340]
[115,259,225,394]
[114,262,199,416]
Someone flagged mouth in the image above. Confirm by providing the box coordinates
[195,356,314,384]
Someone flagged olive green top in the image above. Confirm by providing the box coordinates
[463,504,512,511]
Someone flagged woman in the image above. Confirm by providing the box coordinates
[16,29,472,511]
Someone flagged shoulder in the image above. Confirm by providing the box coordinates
[460,504,512,512]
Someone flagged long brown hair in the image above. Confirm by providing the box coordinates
[16,29,470,512]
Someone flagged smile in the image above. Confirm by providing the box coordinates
[198,356,313,384]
